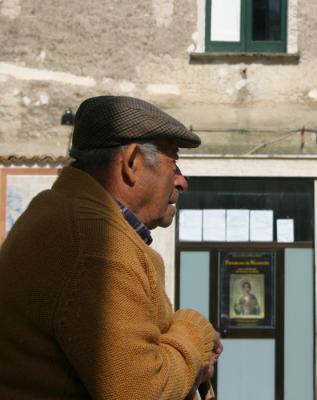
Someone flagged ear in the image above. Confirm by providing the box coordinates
[121,143,141,185]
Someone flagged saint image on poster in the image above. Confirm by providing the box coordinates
[230,274,265,319]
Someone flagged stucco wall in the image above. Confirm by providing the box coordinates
[1,0,317,156]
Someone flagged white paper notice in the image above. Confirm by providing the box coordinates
[250,210,273,242]
[203,209,226,241]
[277,219,294,242]
[179,210,203,241]
[226,209,249,242]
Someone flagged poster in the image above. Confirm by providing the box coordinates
[219,250,275,329]
[6,174,57,233]
[229,273,265,319]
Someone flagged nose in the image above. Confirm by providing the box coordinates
[175,166,188,192]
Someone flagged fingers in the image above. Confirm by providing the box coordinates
[213,331,223,355]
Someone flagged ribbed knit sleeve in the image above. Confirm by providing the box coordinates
[164,309,215,365]
[55,251,217,400]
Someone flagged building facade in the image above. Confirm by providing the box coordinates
[0,1,316,399]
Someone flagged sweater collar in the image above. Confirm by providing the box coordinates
[115,199,153,245]
[53,167,153,246]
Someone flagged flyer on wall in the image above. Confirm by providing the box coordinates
[219,250,276,329]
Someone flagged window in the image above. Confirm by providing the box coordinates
[205,0,287,53]
[177,177,314,242]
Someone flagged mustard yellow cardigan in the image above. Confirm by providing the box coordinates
[0,167,216,399]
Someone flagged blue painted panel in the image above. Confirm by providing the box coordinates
[284,248,314,400]
[179,252,210,318]
[217,339,275,400]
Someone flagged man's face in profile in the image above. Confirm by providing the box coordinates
[135,140,188,230]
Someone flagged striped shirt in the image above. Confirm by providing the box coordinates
[116,200,153,245]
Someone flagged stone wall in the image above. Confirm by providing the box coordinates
[1,0,317,156]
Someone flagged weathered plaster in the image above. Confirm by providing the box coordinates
[0,62,96,87]
[308,89,317,100]
[195,0,205,52]
[146,84,180,95]
[1,0,21,19]
[117,81,137,94]
[152,0,174,27]
[288,0,298,53]
[0,0,316,158]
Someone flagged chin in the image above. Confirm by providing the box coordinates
[149,219,173,230]
[150,207,176,229]
[157,220,173,228]
[156,214,175,228]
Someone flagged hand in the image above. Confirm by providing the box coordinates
[185,330,223,400]
[197,330,223,385]
[211,330,223,363]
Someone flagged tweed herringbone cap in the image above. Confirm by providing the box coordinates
[69,96,200,161]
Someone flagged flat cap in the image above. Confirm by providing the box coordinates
[69,96,200,161]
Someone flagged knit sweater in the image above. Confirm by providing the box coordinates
[0,167,216,400]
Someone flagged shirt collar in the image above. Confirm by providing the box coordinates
[115,200,153,245]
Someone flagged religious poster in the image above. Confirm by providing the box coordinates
[229,273,265,319]
[219,250,275,329]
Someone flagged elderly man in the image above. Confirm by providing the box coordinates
[0,96,222,400]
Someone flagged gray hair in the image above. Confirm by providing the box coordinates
[104,142,158,166]
[136,142,159,166]
[103,142,159,166]
[70,142,159,169]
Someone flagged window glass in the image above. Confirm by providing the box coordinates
[205,0,286,53]
[211,0,241,42]
[252,0,282,41]
[178,178,314,242]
